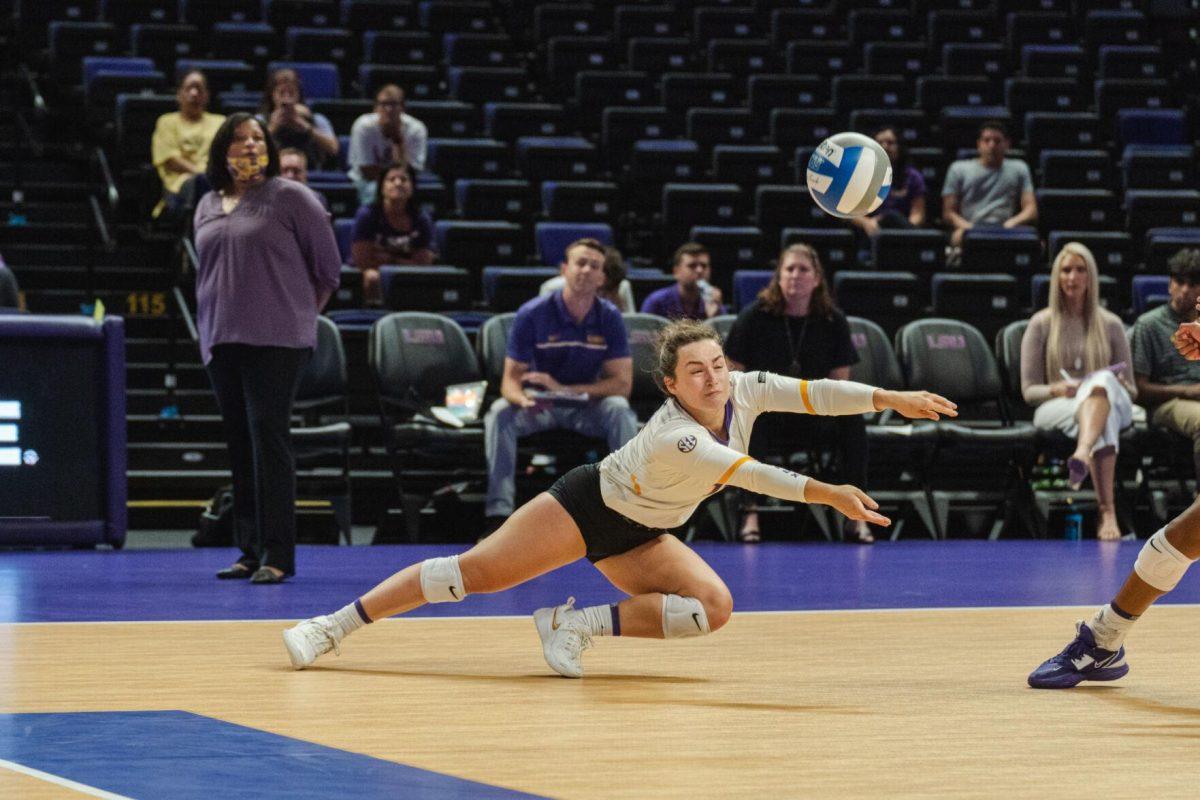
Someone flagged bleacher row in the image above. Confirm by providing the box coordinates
[26,0,1196,285]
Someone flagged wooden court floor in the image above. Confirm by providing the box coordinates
[4,607,1200,799]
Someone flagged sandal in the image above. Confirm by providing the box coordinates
[250,566,288,584]
[216,562,258,580]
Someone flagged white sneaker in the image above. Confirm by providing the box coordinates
[533,596,593,679]
[282,615,341,670]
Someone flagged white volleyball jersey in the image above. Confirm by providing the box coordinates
[598,370,877,529]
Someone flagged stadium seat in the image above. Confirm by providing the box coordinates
[1019,45,1084,79]
[780,228,857,275]
[960,228,1042,275]
[266,61,340,100]
[771,9,845,47]
[210,23,277,71]
[546,36,619,97]
[285,29,357,75]
[940,106,1011,151]
[661,183,745,251]
[1048,231,1135,278]
[928,10,998,53]
[831,75,910,117]
[434,221,526,269]
[455,179,533,222]
[333,219,355,264]
[404,101,477,138]
[832,271,921,336]
[660,73,738,116]
[1038,150,1113,191]
[686,109,755,150]
[1123,146,1195,190]
[1030,274,1120,311]
[689,227,764,284]
[541,182,620,223]
[514,137,598,182]
[872,230,946,274]
[49,23,119,85]
[381,266,472,311]
[1145,228,1200,274]
[601,106,674,165]
[1132,275,1170,315]
[481,267,559,312]
[130,24,201,72]
[931,273,1019,342]
[848,9,913,46]
[747,75,827,126]
[865,42,929,78]
[847,109,928,147]
[615,5,681,42]
[115,93,176,165]
[180,0,261,29]
[785,39,855,75]
[733,270,773,311]
[574,72,655,131]
[942,43,1006,78]
[1117,109,1188,147]
[448,67,528,105]
[694,6,759,42]
[627,37,692,73]
[419,0,495,34]
[264,0,338,29]
[1006,12,1075,59]
[1004,78,1084,121]
[626,272,676,308]
[425,139,509,184]
[627,141,703,211]
[1024,112,1101,155]
[340,0,416,33]
[1126,191,1200,242]
[535,222,613,267]
[707,39,776,77]
[916,76,999,116]
[1095,79,1173,126]
[1036,189,1122,234]
[175,59,256,94]
[363,31,436,65]
[1084,9,1148,48]
[1098,45,1163,80]
[755,184,831,242]
[532,3,602,41]
[713,145,786,186]
[444,33,515,67]
[357,64,440,100]
[771,109,837,153]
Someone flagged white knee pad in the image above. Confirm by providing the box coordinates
[420,555,467,603]
[662,594,710,639]
[1134,529,1194,592]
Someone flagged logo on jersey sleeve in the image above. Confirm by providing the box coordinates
[677,435,697,453]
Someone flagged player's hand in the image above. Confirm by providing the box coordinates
[1172,322,1200,361]
[877,389,958,420]
[807,482,890,527]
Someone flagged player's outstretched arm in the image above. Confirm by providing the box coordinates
[804,480,891,527]
[870,389,958,421]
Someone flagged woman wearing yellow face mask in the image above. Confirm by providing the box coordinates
[193,113,343,584]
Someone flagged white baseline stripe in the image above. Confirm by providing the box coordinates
[0,758,133,800]
[5,604,1200,626]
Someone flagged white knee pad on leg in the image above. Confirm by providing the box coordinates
[1134,529,1194,592]
[662,594,710,639]
[420,556,467,603]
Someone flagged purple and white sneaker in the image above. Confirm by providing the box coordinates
[1028,621,1129,689]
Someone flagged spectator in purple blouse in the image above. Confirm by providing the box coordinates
[194,113,342,584]
[848,125,927,240]
[350,161,437,306]
[640,243,726,320]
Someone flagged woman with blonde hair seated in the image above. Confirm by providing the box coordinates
[1021,243,1136,540]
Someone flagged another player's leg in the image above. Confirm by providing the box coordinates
[1029,496,1200,688]
[283,493,587,669]
[533,534,733,678]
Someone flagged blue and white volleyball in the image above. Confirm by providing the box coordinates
[806,132,892,219]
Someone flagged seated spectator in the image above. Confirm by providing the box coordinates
[723,243,871,544]
[278,147,329,213]
[1131,249,1200,485]
[259,68,339,172]
[540,245,636,313]
[348,84,427,205]
[639,243,726,320]
[942,120,1038,247]
[1021,243,1135,541]
[151,70,224,218]
[483,238,639,535]
[350,162,437,306]
[849,125,926,240]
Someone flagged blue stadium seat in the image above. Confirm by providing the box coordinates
[181,0,261,29]
[707,39,776,77]
[1098,45,1163,80]
[832,75,910,117]
[961,228,1042,274]
[848,9,913,46]
[1132,275,1170,315]
[211,22,277,70]
[1048,231,1135,276]
[628,141,703,203]
[694,6,759,42]
[418,0,494,33]
[1126,191,1200,241]
[285,29,356,75]
[1005,78,1084,122]
[264,0,337,29]
[311,98,373,133]
[733,270,773,311]
[115,93,176,164]
[514,137,598,182]
[660,73,738,116]
[546,36,619,96]
[928,10,998,51]
[747,75,827,125]
[381,265,472,311]
[1025,112,1101,154]
[689,226,764,280]
[916,76,998,117]
[1123,146,1195,190]
[601,106,674,165]
[713,145,786,186]
[1145,228,1200,274]
[1038,150,1113,190]
[872,229,946,274]
[266,60,340,100]
[661,183,745,245]
[1095,79,1173,126]
[333,218,354,263]
[771,109,836,153]
[686,109,754,150]
[444,32,514,67]
[1036,189,1122,234]
[832,271,921,337]
[785,39,854,74]
[541,182,620,223]
[771,9,845,47]
[942,43,1005,78]
[940,106,1011,151]
[780,228,857,274]
[847,109,928,146]
[357,64,440,100]
[932,273,1019,342]
[363,31,435,65]
[87,70,167,122]
[535,222,613,267]
[49,23,119,84]
[1031,274,1120,311]
[454,180,532,222]
[175,59,256,94]
[626,37,692,73]
[865,42,929,78]
[130,24,201,71]
[1020,45,1084,79]
[340,0,416,33]
[1084,9,1148,48]
[484,103,568,141]
[754,185,823,245]
[82,57,157,88]
[99,0,176,27]
[435,221,526,269]
[425,139,509,184]
[574,71,655,131]
[533,3,602,40]
[1117,109,1187,147]
[481,267,560,312]
[217,90,260,114]
[448,67,528,105]
[615,5,681,42]
[1006,12,1075,59]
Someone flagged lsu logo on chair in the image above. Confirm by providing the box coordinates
[677,435,697,453]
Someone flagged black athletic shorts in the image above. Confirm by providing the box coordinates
[548,464,671,563]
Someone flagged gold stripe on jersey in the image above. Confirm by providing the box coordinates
[716,455,753,485]
[799,380,816,414]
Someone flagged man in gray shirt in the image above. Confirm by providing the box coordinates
[1131,249,1200,483]
[347,84,428,205]
[942,121,1038,247]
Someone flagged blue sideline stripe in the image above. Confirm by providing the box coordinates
[0,711,545,800]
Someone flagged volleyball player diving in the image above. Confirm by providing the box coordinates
[1029,306,1200,688]
[283,319,958,677]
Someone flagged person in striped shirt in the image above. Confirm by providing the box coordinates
[284,319,957,677]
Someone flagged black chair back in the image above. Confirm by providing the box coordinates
[370,312,481,414]
[476,312,517,393]
[847,315,903,390]
[895,318,1003,408]
[623,312,670,417]
[295,316,348,412]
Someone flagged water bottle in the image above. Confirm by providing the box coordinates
[1063,499,1083,541]
[7,189,26,227]
[698,278,714,307]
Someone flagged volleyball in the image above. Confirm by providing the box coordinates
[805,132,893,219]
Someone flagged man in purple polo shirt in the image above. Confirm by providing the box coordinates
[483,238,639,534]
[640,242,726,321]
